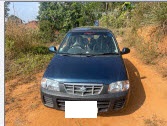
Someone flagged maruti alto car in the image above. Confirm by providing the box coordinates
[41,27,130,113]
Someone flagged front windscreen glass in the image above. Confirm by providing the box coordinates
[58,32,119,55]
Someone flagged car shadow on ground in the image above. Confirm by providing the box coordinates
[99,58,146,117]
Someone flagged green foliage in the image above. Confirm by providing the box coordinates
[5,21,55,81]
[5,53,53,81]
[28,46,50,54]
[5,22,43,59]
[100,12,126,28]
[100,2,134,28]
[39,20,55,43]
[54,33,65,44]
[38,2,64,30]
[154,3,167,25]
[38,2,105,35]
[79,2,105,26]
[100,2,166,66]
[121,2,167,65]
[130,2,167,29]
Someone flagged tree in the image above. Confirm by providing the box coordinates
[79,2,105,26]
[5,2,10,18]
[37,2,105,42]
[37,2,105,33]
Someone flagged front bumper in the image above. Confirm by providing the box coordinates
[41,87,130,112]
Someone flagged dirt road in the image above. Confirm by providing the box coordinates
[5,40,167,126]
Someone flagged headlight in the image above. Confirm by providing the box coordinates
[108,80,129,93]
[41,78,60,91]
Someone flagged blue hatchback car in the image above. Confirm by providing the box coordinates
[41,27,130,113]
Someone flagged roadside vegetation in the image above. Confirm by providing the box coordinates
[5,21,54,81]
[100,2,167,77]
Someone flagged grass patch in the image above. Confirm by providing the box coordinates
[122,27,160,64]
[5,21,63,82]
[5,53,53,81]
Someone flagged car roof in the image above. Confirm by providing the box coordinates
[69,26,112,33]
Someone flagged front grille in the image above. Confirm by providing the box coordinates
[43,96,54,107]
[64,83,103,96]
[113,99,125,110]
[56,99,110,112]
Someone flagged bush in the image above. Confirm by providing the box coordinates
[5,21,41,59]
[5,21,55,81]
[54,32,65,44]
[28,46,50,54]
[39,20,55,43]
[130,2,167,29]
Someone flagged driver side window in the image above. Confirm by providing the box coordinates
[59,36,76,53]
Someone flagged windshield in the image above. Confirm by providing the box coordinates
[58,32,119,55]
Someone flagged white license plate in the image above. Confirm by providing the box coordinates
[65,101,97,118]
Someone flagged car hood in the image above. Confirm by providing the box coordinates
[43,55,128,84]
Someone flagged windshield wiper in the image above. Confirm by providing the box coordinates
[58,53,71,56]
[58,53,90,56]
[60,53,97,57]
[96,52,119,55]
[71,53,96,57]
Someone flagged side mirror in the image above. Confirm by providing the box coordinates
[49,46,57,53]
[121,47,130,55]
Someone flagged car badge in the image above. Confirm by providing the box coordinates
[80,86,86,93]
